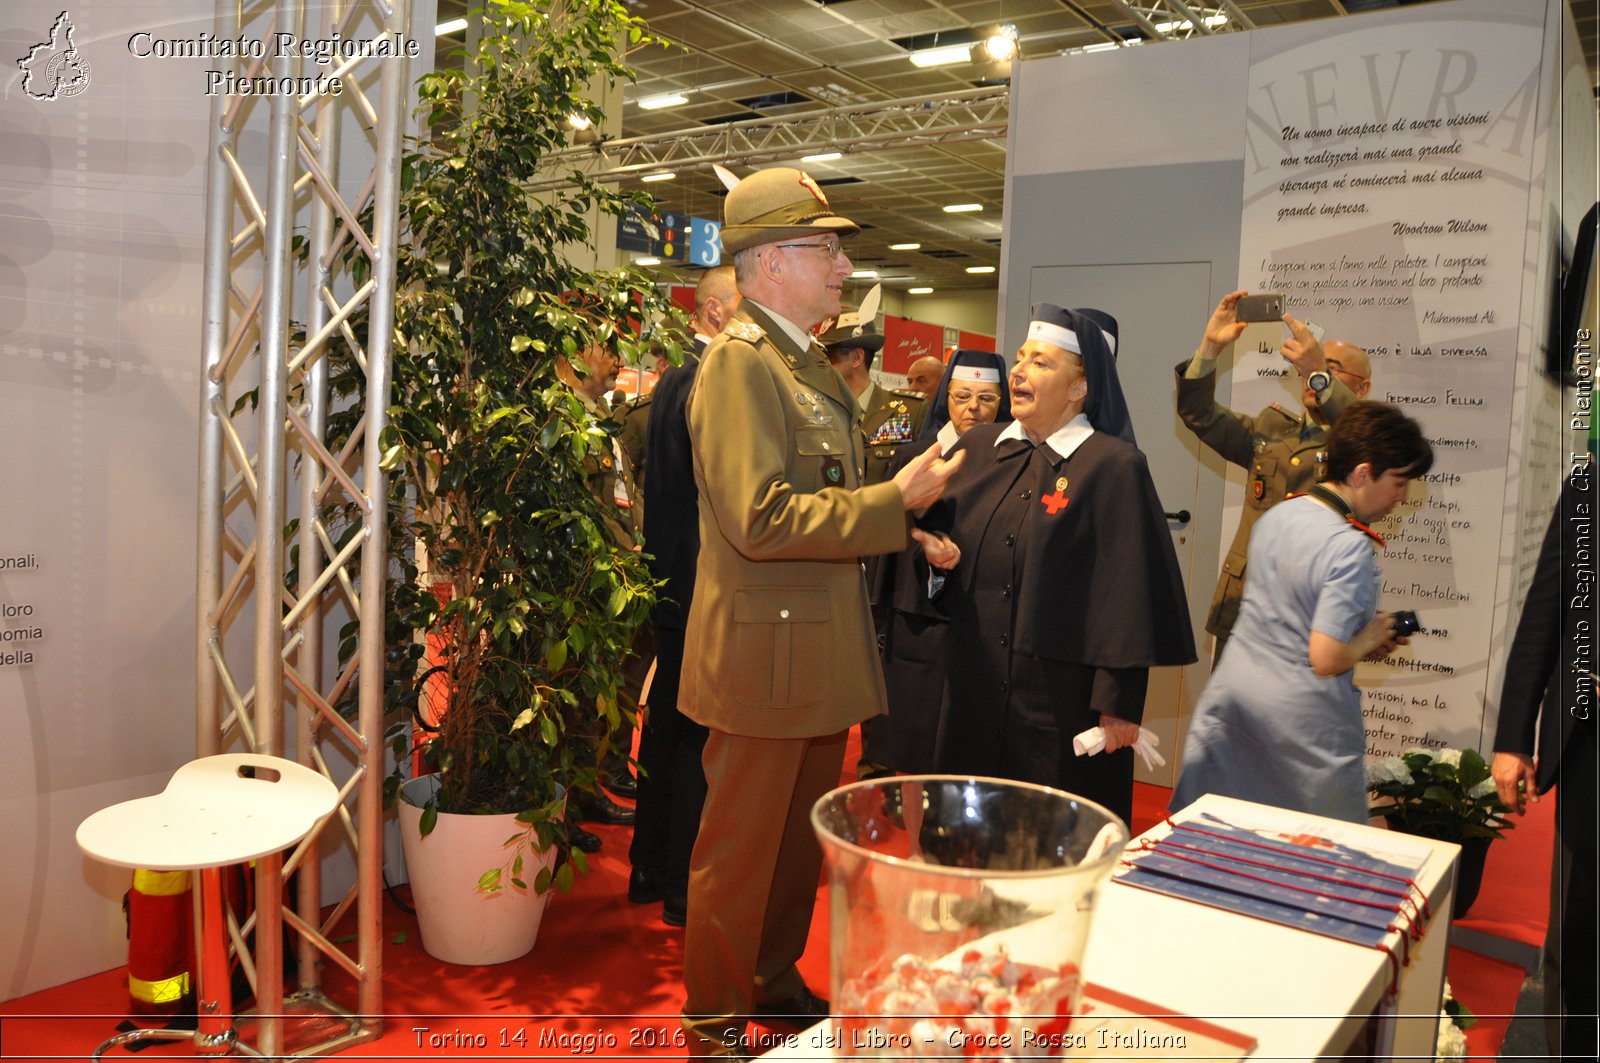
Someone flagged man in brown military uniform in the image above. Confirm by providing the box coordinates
[821,308,926,778]
[821,312,927,487]
[1176,289,1372,664]
[555,340,642,844]
[679,166,961,1056]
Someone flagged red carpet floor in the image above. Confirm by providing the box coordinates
[0,760,1550,1061]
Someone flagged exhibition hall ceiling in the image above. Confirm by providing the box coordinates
[436,0,1598,293]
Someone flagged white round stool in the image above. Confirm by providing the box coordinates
[77,754,341,1058]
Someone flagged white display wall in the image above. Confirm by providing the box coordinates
[1004,0,1590,772]
[1,0,434,1000]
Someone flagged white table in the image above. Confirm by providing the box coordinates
[766,794,1458,1061]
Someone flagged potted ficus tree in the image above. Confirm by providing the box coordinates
[321,0,682,964]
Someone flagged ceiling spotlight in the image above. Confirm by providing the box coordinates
[567,113,592,131]
[801,151,842,163]
[909,43,974,68]
[641,171,676,182]
[965,265,996,274]
[889,242,922,251]
[943,203,983,213]
[982,24,1019,62]
[908,287,934,295]
[637,92,689,110]
[434,17,468,36]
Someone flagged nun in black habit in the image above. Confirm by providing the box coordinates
[869,349,1013,774]
[919,305,1195,825]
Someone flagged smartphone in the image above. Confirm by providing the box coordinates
[1392,610,1425,636]
[1235,293,1284,322]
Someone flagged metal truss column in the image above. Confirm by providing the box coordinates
[195,0,410,1054]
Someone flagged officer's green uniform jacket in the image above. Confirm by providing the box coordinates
[858,384,926,487]
[682,302,908,738]
[577,391,642,550]
[1175,359,1357,640]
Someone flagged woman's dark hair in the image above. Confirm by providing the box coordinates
[1326,401,1434,482]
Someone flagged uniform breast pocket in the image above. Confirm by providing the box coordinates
[794,425,850,489]
[1249,455,1278,507]
[731,588,833,709]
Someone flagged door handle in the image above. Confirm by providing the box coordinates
[1165,509,1191,524]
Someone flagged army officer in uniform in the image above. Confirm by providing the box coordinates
[1177,289,1372,663]
[922,304,1195,827]
[679,166,962,1056]
[822,303,928,778]
[821,314,927,486]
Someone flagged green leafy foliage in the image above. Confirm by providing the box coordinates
[312,0,685,895]
[1367,747,1515,843]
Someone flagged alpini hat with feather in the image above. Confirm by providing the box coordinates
[718,166,860,254]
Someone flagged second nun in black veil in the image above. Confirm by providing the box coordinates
[919,305,1195,824]
[868,349,1013,774]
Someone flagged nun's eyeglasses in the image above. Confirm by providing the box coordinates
[949,390,1001,406]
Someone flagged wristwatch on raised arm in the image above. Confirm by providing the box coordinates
[1307,369,1333,396]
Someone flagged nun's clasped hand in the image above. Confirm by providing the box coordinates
[910,529,960,569]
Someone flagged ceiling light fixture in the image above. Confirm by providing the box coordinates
[908,287,934,295]
[1153,14,1229,34]
[567,113,592,131]
[637,92,689,110]
[635,257,661,266]
[641,171,676,182]
[943,203,983,213]
[909,43,974,68]
[801,151,842,163]
[982,24,1019,62]
[889,242,922,251]
[851,269,879,279]
[434,17,468,36]
[965,265,996,274]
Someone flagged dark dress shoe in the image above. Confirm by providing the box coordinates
[575,790,636,826]
[662,893,687,928]
[753,987,829,1030]
[603,769,638,799]
[628,866,666,904]
[565,820,603,853]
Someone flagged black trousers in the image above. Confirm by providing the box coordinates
[628,624,709,897]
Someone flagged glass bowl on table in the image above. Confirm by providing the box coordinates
[811,775,1129,1059]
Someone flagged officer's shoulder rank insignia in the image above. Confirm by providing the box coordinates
[725,320,764,342]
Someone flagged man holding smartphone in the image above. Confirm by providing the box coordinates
[1175,289,1373,664]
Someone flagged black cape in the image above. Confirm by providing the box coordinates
[919,422,1196,820]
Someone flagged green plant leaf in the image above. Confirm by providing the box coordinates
[419,804,438,837]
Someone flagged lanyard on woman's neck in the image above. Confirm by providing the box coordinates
[1294,484,1387,548]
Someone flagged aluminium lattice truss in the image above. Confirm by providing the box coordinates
[196,0,407,1054]
[1102,1,1256,43]
[525,85,1012,192]
[521,2,1261,193]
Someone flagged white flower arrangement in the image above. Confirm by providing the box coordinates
[1436,979,1473,1060]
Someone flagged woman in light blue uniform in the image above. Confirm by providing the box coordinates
[1174,402,1433,823]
